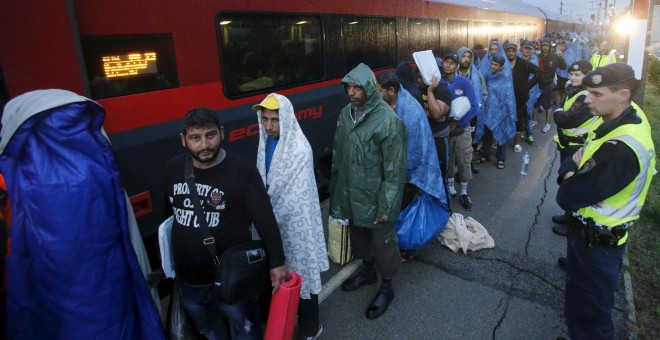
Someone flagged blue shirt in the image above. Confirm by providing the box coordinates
[441,74,478,128]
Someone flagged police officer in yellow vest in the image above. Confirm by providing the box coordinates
[551,60,600,237]
[590,41,617,70]
[556,63,655,340]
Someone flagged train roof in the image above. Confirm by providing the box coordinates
[428,0,580,24]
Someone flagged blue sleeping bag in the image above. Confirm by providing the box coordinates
[0,90,164,339]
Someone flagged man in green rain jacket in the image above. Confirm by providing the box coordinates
[329,63,407,320]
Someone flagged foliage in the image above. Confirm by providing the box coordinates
[628,83,660,339]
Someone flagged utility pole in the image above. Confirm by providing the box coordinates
[560,0,564,14]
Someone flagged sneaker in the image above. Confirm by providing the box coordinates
[513,144,522,152]
[542,124,551,133]
[304,325,323,340]
[532,120,538,127]
[526,135,535,145]
[459,194,472,211]
[471,162,480,174]
[491,143,497,149]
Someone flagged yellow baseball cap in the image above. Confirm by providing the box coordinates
[251,94,279,111]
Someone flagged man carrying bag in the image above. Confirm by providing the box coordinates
[163,107,287,339]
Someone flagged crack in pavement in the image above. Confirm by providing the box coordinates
[492,149,559,339]
[471,255,565,292]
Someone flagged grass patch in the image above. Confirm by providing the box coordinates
[627,82,660,339]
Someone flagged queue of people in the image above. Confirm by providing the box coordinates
[0,28,653,340]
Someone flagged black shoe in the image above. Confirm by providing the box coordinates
[551,214,567,224]
[552,224,567,236]
[459,194,472,211]
[365,284,394,319]
[558,257,567,270]
[471,162,480,174]
[341,264,377,292]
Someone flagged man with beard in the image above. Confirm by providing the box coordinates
[331,64,407,320]
[441,52,478,210]
[164,107,288,339]
[533,39,567,134]
[458,46,488,174]
[253,93,329,339]
[413,63,452,196]
[505,43,539,153]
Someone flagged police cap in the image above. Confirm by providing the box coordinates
[568,60,593,75]
[582,63,636,88]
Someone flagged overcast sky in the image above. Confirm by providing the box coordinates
[520,0,631,22]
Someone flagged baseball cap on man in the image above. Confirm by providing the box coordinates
[582,63,636,88]
[444,52,459,62]
[541,39,551,46]
[491,54,505,66]
[504,43,517,50]
[522,40,534,49]
[252,93,279,111]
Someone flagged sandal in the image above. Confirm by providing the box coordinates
[476,156,490,164]
[497,160,505,169]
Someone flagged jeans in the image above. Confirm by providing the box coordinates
[179,282,264,340]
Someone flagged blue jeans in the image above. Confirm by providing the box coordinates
[178,282,264,340]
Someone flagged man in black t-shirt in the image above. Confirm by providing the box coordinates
[417,71,452,187]
[164,107,287,339]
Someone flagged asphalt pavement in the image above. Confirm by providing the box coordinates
[316,123,631,340]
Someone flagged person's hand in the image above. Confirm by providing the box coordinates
[556,50,563,57]
[572,147,584,166]
[269,264,288,294]
[428,76,439,92]
[373,217,386,224]
[563,171,575,180]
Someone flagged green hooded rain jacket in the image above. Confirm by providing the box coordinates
[329,63,408,228]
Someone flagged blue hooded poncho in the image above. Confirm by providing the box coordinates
[557,33,582,80]
[393,86,447,205]
[0,90,164,339]
[474,40,517,145]
[457,47,485,115]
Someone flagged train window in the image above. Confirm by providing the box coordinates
[217,13,323,98]
[407,18,440,59]
[489,22,502,43]
[80,34,179,100]
[446,20,468,52]
[517,23,526,43]
[342,16,396,71]
[470,20,487,51]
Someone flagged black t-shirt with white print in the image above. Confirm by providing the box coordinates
[165,151,285,285]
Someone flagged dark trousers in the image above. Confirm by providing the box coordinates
[350,223,401,279]
[480,128,507,161]
[565,227,625,340]
[179,282,263,340]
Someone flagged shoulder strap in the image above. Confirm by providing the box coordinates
[185,156,220,267]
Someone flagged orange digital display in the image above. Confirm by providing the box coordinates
[102,52,158,78]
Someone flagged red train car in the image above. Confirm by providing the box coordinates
[0,0,559,242]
